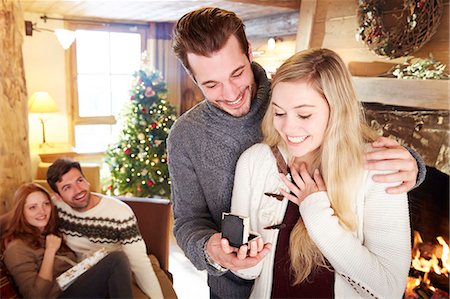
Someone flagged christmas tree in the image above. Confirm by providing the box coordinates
[104,53,176,198]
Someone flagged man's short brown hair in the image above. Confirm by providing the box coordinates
[172,7,249,75]
[47,158,84,194]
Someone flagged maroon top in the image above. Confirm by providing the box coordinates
[271,200,335,299]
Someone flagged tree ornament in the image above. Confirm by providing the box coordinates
[151,122,157,129]
[124,148,131,155]
[145,86,155,97]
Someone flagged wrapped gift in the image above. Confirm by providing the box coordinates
[56,248,109,290]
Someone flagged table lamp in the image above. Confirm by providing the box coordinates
[28,92,58,147]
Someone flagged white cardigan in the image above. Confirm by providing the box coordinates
[230,143,411,299]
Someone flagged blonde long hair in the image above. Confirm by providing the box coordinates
[262,48,378,284]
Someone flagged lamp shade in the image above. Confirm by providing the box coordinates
[54,29,76,50]
[28,92,58,113]
[267,37,276,50]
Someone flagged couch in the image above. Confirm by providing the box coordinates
[0,196,177,299]
[120,196,176,299]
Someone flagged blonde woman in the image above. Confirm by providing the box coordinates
[227,48,411,298]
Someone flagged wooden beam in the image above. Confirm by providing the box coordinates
[227,0,301,10]
[295,0,316,51]
[353,77,450,110]
[244,12,299,38]
[0,0,32,214]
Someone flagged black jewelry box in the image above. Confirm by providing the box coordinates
[221,212,259,248]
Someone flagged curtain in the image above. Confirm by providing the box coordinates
[147,22,182,114]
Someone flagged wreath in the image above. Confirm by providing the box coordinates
[357,0,443,59]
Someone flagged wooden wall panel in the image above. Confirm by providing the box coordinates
[312,0,449,77]
[0,0,32,215]
[247,0,448,110]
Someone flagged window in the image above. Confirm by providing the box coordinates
[69,23,147,152]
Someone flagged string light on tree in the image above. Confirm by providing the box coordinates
[104,51,176,198]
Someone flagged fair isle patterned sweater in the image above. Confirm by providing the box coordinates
[54,193,163,299]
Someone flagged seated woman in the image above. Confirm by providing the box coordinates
[2,182,134,298]
[228,48,411,298]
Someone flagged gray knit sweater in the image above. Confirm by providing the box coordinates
[167,62,270,298]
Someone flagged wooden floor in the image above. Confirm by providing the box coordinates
[168,234,209,299]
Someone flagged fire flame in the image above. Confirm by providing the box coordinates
[437,236,450,272]
[411,231,449,278]
[406,231,449,296]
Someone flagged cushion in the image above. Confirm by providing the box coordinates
[0,259,19,299]
[0,213,19,298]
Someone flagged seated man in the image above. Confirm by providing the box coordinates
[46,158,175,299]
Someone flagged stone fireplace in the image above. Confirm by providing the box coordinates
[358,77,449,297]
[362,101,449,238]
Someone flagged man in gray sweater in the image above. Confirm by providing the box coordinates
[167,7,425,299]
